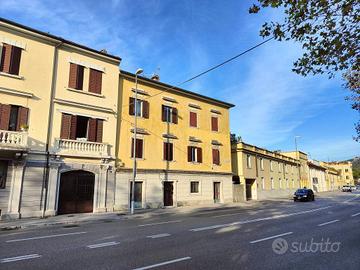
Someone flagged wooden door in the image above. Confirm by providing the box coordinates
[163,182,174,206]
[213,182,221,203]
[130,181,143,209]
[245,179,252,200]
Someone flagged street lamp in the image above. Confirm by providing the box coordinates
[131,68,143,215]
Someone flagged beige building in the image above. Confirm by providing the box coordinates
[322,162,341,191]
[307,160,327,192]
[281,151,310,188]
[325,161,354,186]
[231,141,301,201]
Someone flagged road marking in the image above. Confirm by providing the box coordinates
[190,206,331,232]
[6,231,87,243]
[1,254,41,263]
[250,232,293,244]
[318,219,340,227]
[138,220,182,227]
[343,195,360,203]
[146,233,171,239]
[87,241,120,249]
[351,212,360,217]
[132,257,191,270]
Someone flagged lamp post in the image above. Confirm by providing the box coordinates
[294,136,301,188]
[131,68,143,215]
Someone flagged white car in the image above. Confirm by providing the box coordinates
[351,186,357,191]
[342,185,352,192]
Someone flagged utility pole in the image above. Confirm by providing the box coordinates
[130,68,143,215]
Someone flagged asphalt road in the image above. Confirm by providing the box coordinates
[0,191,359,270]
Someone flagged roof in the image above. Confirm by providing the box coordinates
[120,70,235,109]
[0,17,121,62]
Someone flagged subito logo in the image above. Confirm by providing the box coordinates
[272,238,288,255]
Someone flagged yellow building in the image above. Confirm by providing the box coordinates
[114,71,234,209]
[0,18,121,219]
[322,162,341,191]
[325,161,354,186]
[307,160,327,192]
[231,141,300,201]
[281,151,310,188]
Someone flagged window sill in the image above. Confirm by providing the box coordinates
[189,162,201,165]
[162,160,176,163]
[0,72,24,80]
[67,87,105,98]
[189,126,199,129]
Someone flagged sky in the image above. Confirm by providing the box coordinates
[1,0,359,161]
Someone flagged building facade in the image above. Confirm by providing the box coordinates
[307,160,327,193]
[114,71,234,209]
[231,142,301,201]
[325,161,354,186]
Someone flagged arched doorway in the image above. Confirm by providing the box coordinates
[58,170,95,215]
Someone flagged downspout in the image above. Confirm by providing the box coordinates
[42,41,62,218]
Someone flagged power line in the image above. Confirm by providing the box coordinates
[122,37,274,108]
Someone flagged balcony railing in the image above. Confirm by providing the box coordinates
[55,138,110,158]
[0,130,28,150]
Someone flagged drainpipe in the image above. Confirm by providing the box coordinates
[42,41,62,218]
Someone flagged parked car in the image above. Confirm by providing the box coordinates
[342,185,352,192]
[351,186,357,191]
[293,189,315,202]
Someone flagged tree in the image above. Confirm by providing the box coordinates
[249,0,359,138]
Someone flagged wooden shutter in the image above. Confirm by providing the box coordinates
[190,112,197,127]
[89,69,102,94]
[0,104,11,130]
[96,119,103,143]
[60,113,71,139]
[87,118,97,142]
[16,107,29,131]
[211,116,218,132]
[129,97,135,115]
[76,65,84,90]
[187,146,192,162]
[163,142,167,160]
[9,46,22,75]
[161,105,166,122]
[172,108,178,124]
[197,147,202,163]
[0,44,12,73]
[143,101,149,119]
[68,63,78,89]
[136,139,143,158]
[131,138,134,158]
[213,149,220,165]
[169,143,173,161]
[69,115,77,140]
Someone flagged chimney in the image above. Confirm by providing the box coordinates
[151,74,160,81]
[100,49,108,54]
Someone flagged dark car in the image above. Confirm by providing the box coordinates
[293,188,315,202]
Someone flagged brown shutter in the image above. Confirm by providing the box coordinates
[70,115,77,140]
[87,118,97,142]
[60,113,71,139]
[96,119,103,143]
[213,149,220,165]
[163,142,167,160]
[197,147,202,163]
[76,65,84,90]
[68,63,78,89]
[187,146,192,162]
[143,101,149,119]
[162,105,166,122]
[89,69,102,94]
[131,138,134,158]
[16,107,29,131]
[136,139,143,158]
[129,97,135,115]
[0,44,12,73]
[0,104,11,130]
[190,112,197,127]
[211,117,218,131]
[172,107,178,124]
[169,143,173,161]
[9,46,22,75]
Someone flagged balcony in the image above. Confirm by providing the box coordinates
[0,130,28,151]
[55,138,110,158]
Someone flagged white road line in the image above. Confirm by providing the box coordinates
[318,219,340,227]
[86,241,120,249]
[351,212,360,217]
[190,206,331,232]
[1,254,42,263]
[132,257,191,270]
[343,195,360,203]
[146,233,171,239]
[138,220,182,227]
[250,232,293,244]
[6,231,87,243]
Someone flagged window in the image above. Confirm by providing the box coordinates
[292,179,295,188]
[162,105,178,124]
[211,116,218,132]
[129,98,149,118]
[0,104,29,131]
[260,158,264,170]
[88,68,102,94]
[212,148,220,165]
[345,169,349,172]
[163,142,173,161]
[346,176,349,179]
[188,146,202,163]
[246,155,252,168]
[270,161,273,171]
[286,179,289,189]
[68,63,84,90]
[190,181,199,193]
[271,178,274,189]
[131,138,144,158]
[189,111,197,127]
[261,177,265,190]
[279,178,282,189]
[313,177,318,184]
[0,43,22,75]
[60,114,103,142]
[0,160,8,189]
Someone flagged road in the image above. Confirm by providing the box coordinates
[0,191,359,270]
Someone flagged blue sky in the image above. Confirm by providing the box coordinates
[1,0,359,161]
